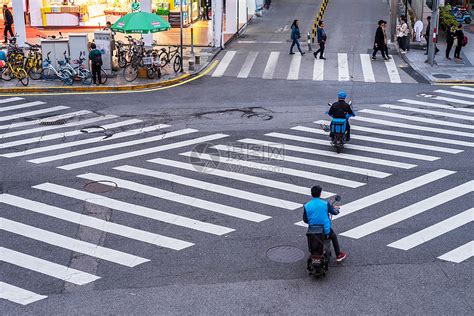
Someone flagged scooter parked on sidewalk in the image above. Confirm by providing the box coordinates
[306,195,341,278]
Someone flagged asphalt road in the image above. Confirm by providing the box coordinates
[1,0,473,314]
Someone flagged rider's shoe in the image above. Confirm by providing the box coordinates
[345,137,351,142]
[336,252,347,262]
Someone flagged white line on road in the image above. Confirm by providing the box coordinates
[0,247,100,285]
[0,194,193,250]
[212,51,236,77]
[398,98,474,114]
[384,57,401,83]
[262,52,280,79]
[359,109,474,130]
[294,169,455,226]
[288,127,439,161]
[340,180,473,239]
[0,282,47,305]
[0,97,23,104]
[0,119,144,150]
[0,110,91,130]
[0,101,45,113]
[379,104,474,121]
[33,183,234,236]
[58,133,228,170]
[0,106,69,122]
[418,93,474,106]
[115,165,300,210]
[338,53,350,81]
[388,208,474,250]
[313,59,324,81]
[360,54,375,82]
[237,51,258,78]
[78,173,270,223]
[351,116,474,139]
[438,241,474,263]
[315,119,470,148]
[434,89,474,99]
[451,86,474,92]
[287,54,301,80]
[1,217,149,267]
[151,157,334,198]
[226,142,391,178]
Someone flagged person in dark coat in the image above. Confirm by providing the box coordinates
[424,16,439,55]
[289,19,304,55]
[3,5,14,44]
[372,20,388,60]
[454,23,464,60]
[446,25,455,60]
[313,20,327,60]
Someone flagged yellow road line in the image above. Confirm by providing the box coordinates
[0,61,219,97]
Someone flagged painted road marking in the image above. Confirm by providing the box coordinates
[0,97,24,104]
[237,51,258,78]
[418,93,474,106]
[115,165,301,210]
[340,181,474,239]
[1,217,149,267]
[379,104,474,121]
[360,54,375,82]
[58,133,228,170]
[212,51,236,77]
[0,110,91,130]
[0,247,100,285]
[384,57,401,83]
[438,241,474,263]
[1,119,143,150]
[451,86,474,92]
[151,157,335,198]
[77,173,271,223]
[0,101,45,113]
[398,98,474,114]
[0,194,193,250]
[434,89,474,99]
[338,53,350,81]
[295,169,455,226]
[288,127,439,161]
[313,59,324,81]
[0,106,69,122]
[388,208,474,250]
[221,142,391,178]
[33,183,234,236]
[262,52,280,79]
[0,282,47,305]
[287,54,301,80]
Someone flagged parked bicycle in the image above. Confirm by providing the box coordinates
[159,46,182,73]
[1,60,29,86]
[42,52,74,85]
[24,42,42,80]
[62,51,93,85]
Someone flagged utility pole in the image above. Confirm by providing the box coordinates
[427,0,439,66]
[180,0,184,72]
[390,0,398,43]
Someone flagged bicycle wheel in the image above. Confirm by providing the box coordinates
[59,69,73,86]
[146,67,158,79]
[81,69,92,85]
[28,64,43,80]
[118,53,128,68]
[100,69,107,84]
[123,65,138,82]
[159,51,168,67]
[42,68,56,81]
[173,55,182,73]
[17,69,29,86]
[1,67,14,81]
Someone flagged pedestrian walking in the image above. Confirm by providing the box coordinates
[89,43,103,85]
[289,19,305,55]
[424,16,439,55]
[454,23,464,60]
[313,20,326,59]
[397,15,409,53]
[382,20,391,59]
[2,5,14,44]
[446,24,455,60]
[372,20,389,61]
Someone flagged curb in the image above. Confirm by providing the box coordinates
[0,73,192,94]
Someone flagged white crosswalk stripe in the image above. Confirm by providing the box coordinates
[287,54,301,80]
[438,241,474,263]
[340,181,474,239]
[338,53,350,81]
[0,194,193,250]
[114,165,301,210]
[398,98,474,114]
[384,57,401,83]
[387,208,473,250]
[33,182,234,236]
[211,50,236,77]
[451,85,474,92]
[0,110,91,130]
[0,97,24,104]
[0,101,45,113]
[360,54,375,82]
[237,51,258,78]
[0,282,47,305]
[0,247,100,285]
[434,89,474,99]
[313,58,324,81]
[1,217,150,267]
[0,106,69,122]
[262,52,279,79]
[379,104,474,121]
[418,93,474,106]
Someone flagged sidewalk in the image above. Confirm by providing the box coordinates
[401,25,474,84]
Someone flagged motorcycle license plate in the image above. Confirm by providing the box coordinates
[311,258,321,264]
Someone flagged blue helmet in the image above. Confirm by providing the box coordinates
[338,90,347,99]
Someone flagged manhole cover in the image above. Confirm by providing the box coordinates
[84,181,117,193]
[432,74,452,79]
[266,246,305,263]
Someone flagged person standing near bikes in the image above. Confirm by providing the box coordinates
[89,43,103,85]
[3,5,14,44]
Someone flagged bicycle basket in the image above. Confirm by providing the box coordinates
[58,60,66,66]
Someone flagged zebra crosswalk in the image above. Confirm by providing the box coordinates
[1,86,473,305]
[209,50,415,83]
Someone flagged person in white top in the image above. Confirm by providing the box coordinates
[397,15,409,53]
[413,20,423,42]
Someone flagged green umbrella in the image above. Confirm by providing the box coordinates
[111,12,171,34]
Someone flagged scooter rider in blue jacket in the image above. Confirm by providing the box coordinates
[303,185,347,262]
[328,90,354,141]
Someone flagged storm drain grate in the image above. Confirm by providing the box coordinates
[39,119,68,126]
[266,246,305,263]
[84,181,117,193]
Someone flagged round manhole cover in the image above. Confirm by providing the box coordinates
[84,181,117,193]
[266,246,305,263]
[432,74,452,79]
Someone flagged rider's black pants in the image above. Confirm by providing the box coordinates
[328,229,341,256]
[345,121,351,139]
